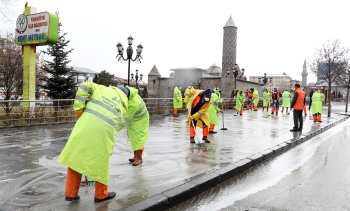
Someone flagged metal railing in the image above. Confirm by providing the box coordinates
[0,99,75,127]
[0,98,238,128]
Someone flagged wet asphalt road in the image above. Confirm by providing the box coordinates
[170,113,350,211]
[0,104,348,211]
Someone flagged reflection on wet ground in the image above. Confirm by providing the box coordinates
[169,117,350,211]
[0,105,347,210]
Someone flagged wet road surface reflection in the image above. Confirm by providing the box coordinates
[169,118,350,211]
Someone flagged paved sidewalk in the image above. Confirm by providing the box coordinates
[0,105,349,211]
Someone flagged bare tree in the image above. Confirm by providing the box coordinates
[309,39,350,117]
[335,65,350,112]
[0,0,18,22]
[0,31,22,114]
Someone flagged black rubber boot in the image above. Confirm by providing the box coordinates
[202,136,210,143]
[129,151,135,162]
[65,195,80,201]
[94,192,116,203]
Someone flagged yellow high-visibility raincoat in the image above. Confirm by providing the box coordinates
[57,82,128,185]
[120,87,149,151]
[208,92,222,125]
[185,89,211,128]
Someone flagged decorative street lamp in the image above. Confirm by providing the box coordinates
[258,73,272,86]
[227,64,245,90]
[195,79,204,89]
[131,69,143,89]
[116,36,143,86]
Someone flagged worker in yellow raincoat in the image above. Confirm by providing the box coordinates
[57,82,128,203]
[252,88,259,111]
[120,86,149,166]
[173,84,182,117]
[185,89,212,143]
[184,84,194,109]
[208,89,224,133]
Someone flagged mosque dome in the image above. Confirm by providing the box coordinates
[206,63,222,76]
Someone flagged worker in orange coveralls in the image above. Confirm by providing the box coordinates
[246,88,253,110]
[185,89,212,143]
[271,88,281,115]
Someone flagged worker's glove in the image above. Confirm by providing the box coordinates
[220,110,224,114]
[187,115,195,123]
[75,109,84,118]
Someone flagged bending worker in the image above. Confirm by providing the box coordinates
[121,86,149,166]
[208,89,224,133]
[57,82,129,203]
[252,88,259,111]
[235,90,246,115]
[185,88,212,143]
[271,88,281,115]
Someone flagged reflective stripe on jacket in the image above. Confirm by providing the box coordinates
[58,82,128,185]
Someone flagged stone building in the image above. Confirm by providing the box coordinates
[147,16,261,98]
[249,74,292,92]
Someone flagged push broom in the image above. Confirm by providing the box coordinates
[220,102,228,129]
[80,175,95,186]
[191,120,205,148]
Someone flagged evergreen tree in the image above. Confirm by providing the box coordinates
[142,87,149,98]
[40,20,76,101]
[94,70,117,87]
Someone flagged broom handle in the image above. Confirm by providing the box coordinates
[221,100,224,128]
[191,120,200,143]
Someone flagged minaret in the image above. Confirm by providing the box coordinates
[222,15,237,78]
[301,59,308,87]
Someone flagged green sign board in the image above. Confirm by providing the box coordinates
[15,12,58,46]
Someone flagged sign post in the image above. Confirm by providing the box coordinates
[15,3,58,108]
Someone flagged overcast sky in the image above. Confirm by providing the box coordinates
[2,0,350,84]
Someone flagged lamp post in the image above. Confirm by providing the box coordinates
[258,73,272,86]
[131,69,143,89]
[116,36,143,86]
[226,64,245,91]
[195,79,203,89]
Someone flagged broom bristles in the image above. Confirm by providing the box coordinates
[194,142,205,148]
[80,181,95,186]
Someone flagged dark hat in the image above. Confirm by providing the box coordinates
[119,87,130,98]
[203,89,212,96]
